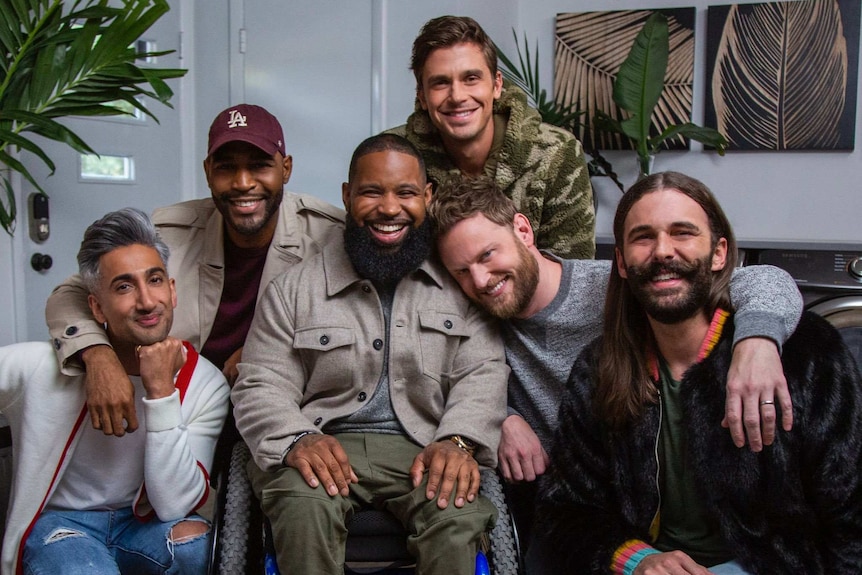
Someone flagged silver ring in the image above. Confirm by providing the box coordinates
[759,400,775,406]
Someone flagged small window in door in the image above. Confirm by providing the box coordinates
[136,39,158,64]
[79,154,135,183]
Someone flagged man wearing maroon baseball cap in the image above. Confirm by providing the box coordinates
[203,103,292,252]
[46,103,344,438]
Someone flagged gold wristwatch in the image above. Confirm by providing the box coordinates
[447,435,477,456]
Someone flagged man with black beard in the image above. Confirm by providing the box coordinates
[537,172,862,574]
[625,248,715,325]
[232,134,507,575]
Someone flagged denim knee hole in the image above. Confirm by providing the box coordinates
[43,528,85,544]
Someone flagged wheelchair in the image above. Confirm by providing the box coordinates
[210,441,522,575]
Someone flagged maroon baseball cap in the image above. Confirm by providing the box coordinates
[207,104,286,157]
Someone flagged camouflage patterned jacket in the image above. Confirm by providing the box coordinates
[388,83,595,259]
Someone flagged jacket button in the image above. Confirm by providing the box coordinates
[65,326,78,336]
[362,285,371,293]
[373,339,383,350]
[357,392,367,401]
[443,320,453,329]
[314,417,322,425]
[319,335,329,345]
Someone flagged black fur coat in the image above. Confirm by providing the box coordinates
[536,312,862,574]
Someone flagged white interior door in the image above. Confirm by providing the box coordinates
[237,0,375,207]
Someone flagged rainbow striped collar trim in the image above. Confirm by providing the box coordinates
[648,308,730,381]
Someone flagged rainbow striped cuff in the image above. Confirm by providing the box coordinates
[611,540,660,575]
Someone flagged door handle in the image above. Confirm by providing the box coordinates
[31,253,53,272]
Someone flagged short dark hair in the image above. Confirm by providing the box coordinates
[410,15,498,87]
[348,133,426,183]
[77,207,170,292]
[429,176,516,237]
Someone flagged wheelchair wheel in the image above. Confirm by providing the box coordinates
[218,442,253,574]
[480,470,521,575]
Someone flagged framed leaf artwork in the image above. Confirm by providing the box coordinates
[554,8,696,151]
[705,0,861,150]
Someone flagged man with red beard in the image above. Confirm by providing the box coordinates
[232,134,507,575]
[430,177,803,569]
[46,104,344,436]
[537,172,862,574]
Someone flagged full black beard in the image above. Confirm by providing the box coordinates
[343,217,432,284]
[626,256,713,324]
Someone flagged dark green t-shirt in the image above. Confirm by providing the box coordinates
[654,359,733,567]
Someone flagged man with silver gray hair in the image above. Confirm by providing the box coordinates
[0,208,229,575]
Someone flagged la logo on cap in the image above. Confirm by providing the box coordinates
[227,109,248,129]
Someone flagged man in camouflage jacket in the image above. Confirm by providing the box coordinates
[387,15,595,259]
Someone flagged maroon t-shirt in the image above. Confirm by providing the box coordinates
[200,236,268,370]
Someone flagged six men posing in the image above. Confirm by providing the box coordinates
[2,13,859,575]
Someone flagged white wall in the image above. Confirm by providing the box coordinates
[0,171,27,346]
[515,0,861,244]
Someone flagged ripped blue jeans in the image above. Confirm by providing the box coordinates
[22,507,210,575]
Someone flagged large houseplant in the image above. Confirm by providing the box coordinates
[594,12,728,177]
[498,12,728,186]
[0,0,187,235]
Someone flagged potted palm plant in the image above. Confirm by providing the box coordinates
[0,0,187,235]
[594,12,728,178]
[498,12,728,187]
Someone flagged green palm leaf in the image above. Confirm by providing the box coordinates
[605,11,727,174]
[614,12,669,159]
[0,0,187,235]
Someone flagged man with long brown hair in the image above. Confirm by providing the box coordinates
[537,172,862,574]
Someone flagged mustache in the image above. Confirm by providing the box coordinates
[629,258,700,280]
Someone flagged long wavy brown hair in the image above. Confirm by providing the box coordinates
[596,172,738,430]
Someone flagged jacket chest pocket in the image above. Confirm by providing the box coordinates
[417,310,469,384]
[294,326,355,392]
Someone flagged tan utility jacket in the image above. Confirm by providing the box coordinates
[45,193,344,374]
[232,236,509,471]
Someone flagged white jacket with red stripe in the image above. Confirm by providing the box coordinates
[0,341,229,575]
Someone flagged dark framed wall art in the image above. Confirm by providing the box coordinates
[705,0,861,151]
[554,8,696,151]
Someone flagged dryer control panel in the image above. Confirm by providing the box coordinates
[757,249,862,291]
